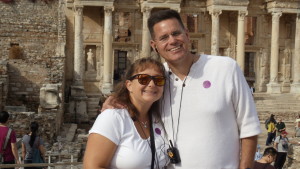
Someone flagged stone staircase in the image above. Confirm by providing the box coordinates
[254,93,300,167]
[254,93,300,122]
[86,93,102,121]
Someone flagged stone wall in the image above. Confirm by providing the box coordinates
[0,0,66,112]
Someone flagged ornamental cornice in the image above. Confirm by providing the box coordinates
[266,1,300,13]
[207,0,249,7]
[207,4,247,12]
[141,0,181,11]
[68,0,115,8]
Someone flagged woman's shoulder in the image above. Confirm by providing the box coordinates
[100,109,130,119]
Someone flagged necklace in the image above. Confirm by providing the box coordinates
[139,120,148,128]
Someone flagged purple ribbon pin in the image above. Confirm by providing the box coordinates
[203,80,211,88]
[155,128,161,135]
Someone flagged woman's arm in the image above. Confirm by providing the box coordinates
[11,142,20,164]
[21,143,26,160]
[274,142,278,150]
[83,133,117,169]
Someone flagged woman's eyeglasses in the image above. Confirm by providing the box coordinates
[128,74,166,86]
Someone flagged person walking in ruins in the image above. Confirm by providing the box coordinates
[275,118,286,136]
[295,119,300,137]
[83,58,168,169]
[274,131,289,169]
[254,147,277,169]
[22,121,46,169]
[266,115,276,146]
[0,110,20,169]
[102,9,261,169]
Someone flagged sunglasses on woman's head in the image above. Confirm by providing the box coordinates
[128,74,166,86]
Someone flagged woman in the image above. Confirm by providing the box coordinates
[84,58,168,169]
[22,121,46,169]
[254,147,277,169]
[266,115,276,146]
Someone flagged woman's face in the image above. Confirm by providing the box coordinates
[126,67,164,107]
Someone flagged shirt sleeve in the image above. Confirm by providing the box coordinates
[10,130,17,143]
[89,109,124,145]
[231,62,262,138]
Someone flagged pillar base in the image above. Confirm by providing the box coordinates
[258,82,267,92]
[102,83,113,95]
[290,83,300,93]
[281,81,290,93]
[267,83,281,93]
[69,85,88,123]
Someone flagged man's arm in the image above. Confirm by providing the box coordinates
[239,135,257,169]
[101,95,126,112]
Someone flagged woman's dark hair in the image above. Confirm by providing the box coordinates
[0,111,9,123]
[29,121,39,147]
[147,9,185,39]
[270,115,276,123]
[263,147,277,157]
[112,57,165,123]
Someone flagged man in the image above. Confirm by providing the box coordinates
[254,147,277,169]
[275,118,286,136]
[295,119,300,137]
[274,131,289,169]
[103,9,261,168]
[148,9,261,169]
[0,111,20,168]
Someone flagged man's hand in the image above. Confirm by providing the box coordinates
[101,95,126,112]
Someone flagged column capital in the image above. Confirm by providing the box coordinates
[271,12,282,22]
[238,10,248,20]
[74,6,83,16]
[209,9,222,17]
[141,6,152,14]
[104,6,114,15]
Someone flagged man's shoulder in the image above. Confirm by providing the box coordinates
[203,54,236,66]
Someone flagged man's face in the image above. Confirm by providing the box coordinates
[150,18,190,65]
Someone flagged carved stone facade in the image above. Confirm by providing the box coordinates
[0,0,300,165]
[0,0,299,128]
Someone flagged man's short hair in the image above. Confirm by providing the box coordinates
[0,111,9,123]
[147,9,185,39]
[263,147,277,157]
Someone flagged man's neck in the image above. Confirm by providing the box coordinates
[168,54,199,80]
[0,123,7,127]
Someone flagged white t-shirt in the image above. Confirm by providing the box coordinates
[274,136,289,153]
[161,54,262,169]
[89,109,169,169]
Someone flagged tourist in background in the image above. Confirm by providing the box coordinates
[275,118,286,136]
[274,131,289,169]
[266,115,277,146]
[22,121,46,169]
[83,58,168,169]
[254,147,277,169]
[295,119,300,137]
[0,110,20,169]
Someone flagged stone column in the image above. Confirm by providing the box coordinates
[96,44,103,81]
[236,11,248,72]
[102,6,114,94]
[291,13,300,93]
[209,10,222,56]
[69,6,88,123]
[267,12,282,93]
[141,6,151,58]
[74,6,84,86]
